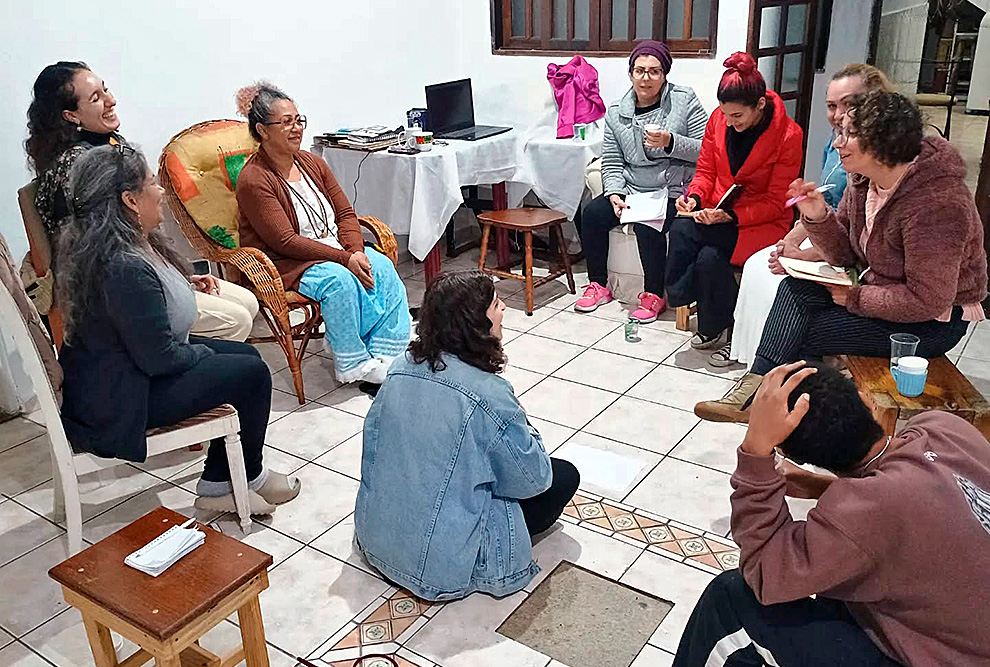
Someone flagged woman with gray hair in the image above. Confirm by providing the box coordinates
[235,82,410,392]
[57,144,301,514]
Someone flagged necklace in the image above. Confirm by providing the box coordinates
[285,163,335,240]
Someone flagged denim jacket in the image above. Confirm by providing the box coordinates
[355,352,552,600]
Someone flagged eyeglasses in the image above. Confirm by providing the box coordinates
[833,128,858,147]
[631,67,665,80]
[263,115,307,130]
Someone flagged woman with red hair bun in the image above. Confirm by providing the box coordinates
[665,52,803,356]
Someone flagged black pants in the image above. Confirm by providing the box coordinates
[579,194,673,296]
[146,336,269,483]
[751,278,969,376]
[519,458,580,536]
[673,571,902,666]
[665,218,740,338]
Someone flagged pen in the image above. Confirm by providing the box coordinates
[785,184,836,208]
[179,517,195,529]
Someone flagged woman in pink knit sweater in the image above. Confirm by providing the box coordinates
[696,91,987,423]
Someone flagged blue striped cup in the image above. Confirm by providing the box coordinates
[891,356,928,397]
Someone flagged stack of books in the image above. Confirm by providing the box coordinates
[321,125,404,151]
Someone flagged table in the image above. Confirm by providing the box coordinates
[49,507,273,667]
[315,125,602,283]
[843,355,990,438]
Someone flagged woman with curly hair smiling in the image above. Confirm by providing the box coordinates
[354,270,580,601]
[695,91,987,423]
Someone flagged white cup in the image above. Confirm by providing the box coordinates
[412,131,434,151]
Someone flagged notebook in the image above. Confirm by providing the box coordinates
[678,183,744,218]
[778,257,857,287]
[124,518,205,577]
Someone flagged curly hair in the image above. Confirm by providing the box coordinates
[236,81,292,142]
[25,61,90,175]
[58,145,188,338]
[847,91,923,167]
[409,270,506,374]
[779,365,885,473]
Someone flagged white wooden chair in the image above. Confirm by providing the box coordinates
[0,280,252,555]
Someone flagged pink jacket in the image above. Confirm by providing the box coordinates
[547,56,606,139]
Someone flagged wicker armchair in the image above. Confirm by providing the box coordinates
[158,120,398,404]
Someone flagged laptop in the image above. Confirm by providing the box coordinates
[425,79,512,141]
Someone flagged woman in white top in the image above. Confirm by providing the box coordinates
[716,64,894,368]
[235,83,410,390]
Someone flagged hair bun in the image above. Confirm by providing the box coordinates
[235,85,261,118]
[723,52,757,75]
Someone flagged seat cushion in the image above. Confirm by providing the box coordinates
[161,120,258,248]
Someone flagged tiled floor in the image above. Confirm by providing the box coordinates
[2,248,989,667]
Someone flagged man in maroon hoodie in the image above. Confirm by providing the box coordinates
[672,361,990,666]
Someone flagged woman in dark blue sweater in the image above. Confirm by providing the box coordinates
[57,145,300,514]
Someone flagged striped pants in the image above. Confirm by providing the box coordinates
[751,278,968,376]
[672,571,901,666]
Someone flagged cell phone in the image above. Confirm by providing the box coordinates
[388,146,419,155]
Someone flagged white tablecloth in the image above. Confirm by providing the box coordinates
[315,126,602,260]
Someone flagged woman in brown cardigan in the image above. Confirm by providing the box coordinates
[235,83,410,388]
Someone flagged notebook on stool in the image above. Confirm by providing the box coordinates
[425,78,511,141]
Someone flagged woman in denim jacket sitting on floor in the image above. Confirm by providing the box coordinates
[355,271,580,601]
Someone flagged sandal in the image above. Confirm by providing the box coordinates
[194,489,276,515]
[255,471,302,505]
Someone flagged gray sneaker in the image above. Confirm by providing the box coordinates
[690,329,728,350]
[694,372,763,423]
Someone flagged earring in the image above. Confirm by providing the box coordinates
[75,122,82,132]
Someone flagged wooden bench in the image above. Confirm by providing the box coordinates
[49,507,274,667]
[843,355,990,439]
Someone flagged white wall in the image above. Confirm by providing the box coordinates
[967,10,990,113]
[875,1,928,93]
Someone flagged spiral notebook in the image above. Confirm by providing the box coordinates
[124,518,205,577]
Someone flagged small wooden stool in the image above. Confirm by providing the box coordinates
[844,355,990,439]
[477,207,576,315]
[49,507,274,667]
[674,268,744,331]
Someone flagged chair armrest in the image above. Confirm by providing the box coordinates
[17,182,50,275]
[358,216,398,265]
[221,246,290,318]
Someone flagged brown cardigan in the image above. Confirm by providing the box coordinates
[236,147,364,290]
[804,135,987,323]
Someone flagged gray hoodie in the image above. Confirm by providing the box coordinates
[601,82,708,199]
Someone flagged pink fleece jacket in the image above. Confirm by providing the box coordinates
[547,56,606,139]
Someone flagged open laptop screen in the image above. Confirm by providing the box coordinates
[425,79,476,134]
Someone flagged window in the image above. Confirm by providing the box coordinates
[493,0,719,57]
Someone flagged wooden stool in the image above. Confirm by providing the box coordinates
[49,507,274,667]
[844,355,990,439]
[477,207,576,315]
[674,268,744,332]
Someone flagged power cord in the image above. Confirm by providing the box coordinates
[352,151,372,209]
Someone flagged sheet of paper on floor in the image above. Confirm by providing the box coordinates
[556,443,647,497]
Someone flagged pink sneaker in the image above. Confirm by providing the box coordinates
[574,282,613,312]
[630,291,666,323]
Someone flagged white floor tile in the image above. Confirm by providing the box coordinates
[253,342,292,375]
[316,384,376,419]
[0,419,46,455]
[265,403,365,461]
[528,418,576,454]
[501,366,545,396]
[406,591,549,667]
[131,447,206,482]
[313,434,363,481]
[0,436,53,499]
[554,432,661,501]
[21,608,138,667]
[955,357,990,396]
[526,520,643,593]
[15,464,160,527]
[593,327,689,364]
[209,515,305,569]
[500,300,560,333]
[196,619,299,667]
[252,464,358,543]
[631,644,675,667]
[620,550,715,653]
[0,629,11,650]
[519,377,619,430]
[627,366,736,413]
[0,501,62,569]
[663,345,747,381]
[625,458,733,534]
[668,421,747,475]
[503,334,584,375]
[583,396,699,456]
[80,482,213,544]
[0,537,75,637]
[528,311,620,347]
[270,388,305,423]
[309,515,375,576]
[270,354,340,399]
[553,349,657,394]
[0,642,52,667]
[404,280,427,308]
[581,298,635,323]
[960,325,990,362]
[261,547,389,657]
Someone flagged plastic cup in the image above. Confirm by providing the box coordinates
[890,333,920,369]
